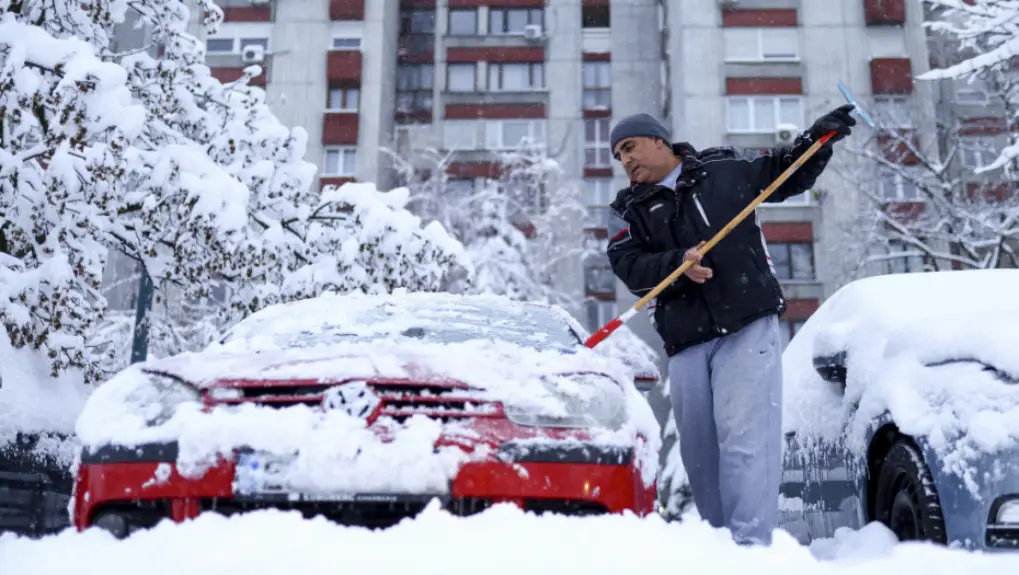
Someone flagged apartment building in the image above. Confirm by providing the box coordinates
[191,0,934,375]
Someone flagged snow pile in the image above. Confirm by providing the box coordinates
[75,293,660,493]
[3,506,1019,575]
[783,270,1019,487]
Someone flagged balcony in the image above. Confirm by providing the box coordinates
[399,34,435,63]
[322,113,359,145]
[330,0,364,20]
[864,0,906,26]
[582,28,610,54]
[327,50,363,83]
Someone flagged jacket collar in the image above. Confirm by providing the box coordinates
[611,142,704,212]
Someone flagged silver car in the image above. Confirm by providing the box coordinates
[654,269,1019,549]
[778,269,1019,550]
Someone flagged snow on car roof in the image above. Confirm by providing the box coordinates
[783,270,1019,492]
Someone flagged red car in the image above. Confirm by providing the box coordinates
[72,293,661,537]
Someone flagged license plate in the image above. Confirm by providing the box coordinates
[233,451,293,496]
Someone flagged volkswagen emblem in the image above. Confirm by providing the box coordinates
[323,381,381,419]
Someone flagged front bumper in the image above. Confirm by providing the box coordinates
[73,441,655,536]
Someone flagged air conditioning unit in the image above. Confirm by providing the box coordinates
[250,0,269,5]
[241,44,265,64]
[523,24,543,41]
[775,123,798,146]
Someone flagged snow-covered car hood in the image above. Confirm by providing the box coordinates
[783,270,1019,492]
[75,298,662,494]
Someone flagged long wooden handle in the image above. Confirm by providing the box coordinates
[584,131,834,348]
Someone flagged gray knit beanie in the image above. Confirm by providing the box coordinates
[609,113,671,155]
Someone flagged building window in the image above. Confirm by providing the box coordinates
[585,118,611,167]
[444,120,477,150]
[779,318,805,348]
[582,4,609,27]
[447,63,477,92]
[485,120,546,150]
[327,87,359,111]
[490,8,543,35]
[878,168,919,201]
[727,97,802,133]
[331,37,361,50]
[584,254,615,295]
[583,178,613,228]
[488,62,544,91]
[397,64,434,90]
[956,88,988,105]
[872,96,911,128]
[446,179,475,200]
[206,38,235,53]
[323,147,357,177]
[768,242,814,281]
[583,62,611,110]
[723,28,799,62]
[960,137,996,169]
[401,9,436,34]
[879,240,930,275]
[448,9,477,36]
[585,300,616,332]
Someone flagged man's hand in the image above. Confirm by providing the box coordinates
[683,242,712,283]
[808,104,856,145]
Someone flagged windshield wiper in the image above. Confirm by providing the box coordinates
[926,358,1018,385]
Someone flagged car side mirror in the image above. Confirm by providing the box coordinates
[634,372,659,393]
[615,355,660,392]
[813,350,847,386]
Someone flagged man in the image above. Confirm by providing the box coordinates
[605,106,856,545]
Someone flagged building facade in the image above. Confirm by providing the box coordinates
[190,0,934,377]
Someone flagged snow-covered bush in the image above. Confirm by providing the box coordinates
[1,1,466,385]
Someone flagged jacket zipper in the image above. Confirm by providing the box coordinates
[693,193,711,227]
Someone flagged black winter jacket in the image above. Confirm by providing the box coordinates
[606,139,832,357]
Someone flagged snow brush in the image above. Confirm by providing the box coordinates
[583,82,875,349]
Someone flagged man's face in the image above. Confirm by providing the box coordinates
[613,137,669,183]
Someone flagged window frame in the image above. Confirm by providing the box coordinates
[447,8,478,36]
[878,167,920,201]
[722,27,800,63]
[487,62,545,92]
[485,119,546,150]
[446,63,478,93]
[959,136,997,170]
[585,299,617,332]
[768,241,815,282]
[489,7,544,35]
[726,96,804,134]
[326,86,360,112]
[584,118,612,168]
[322,146,357,177]
[330,37,362,50]
[583,61,612,110]
[443,120,478,150]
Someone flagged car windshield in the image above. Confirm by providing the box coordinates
[221,299,582,351]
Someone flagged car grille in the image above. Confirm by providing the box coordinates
[209,380,500,423]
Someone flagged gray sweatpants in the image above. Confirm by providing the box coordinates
[667,314,782,545]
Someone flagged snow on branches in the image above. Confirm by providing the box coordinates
[385,139,597,309]
[1,2,466,382]
[920,0,1019,174]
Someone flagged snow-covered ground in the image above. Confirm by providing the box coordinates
[2,505,1018,574]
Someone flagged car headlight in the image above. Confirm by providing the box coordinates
[129,371,201,426]
[997,500,1019,524]
[505,373,627,430]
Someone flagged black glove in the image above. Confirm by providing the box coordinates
[808,104,856,145]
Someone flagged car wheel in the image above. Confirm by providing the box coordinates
[873,439,947,544]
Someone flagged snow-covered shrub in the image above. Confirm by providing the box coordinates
[1,1,466,385]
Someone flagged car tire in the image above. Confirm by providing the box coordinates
[873,439,947,544]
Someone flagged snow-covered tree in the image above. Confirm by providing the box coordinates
[920,0,1019,174]
[820,5,1019,284]
[385,139,596,308]
[1,1,465,382]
